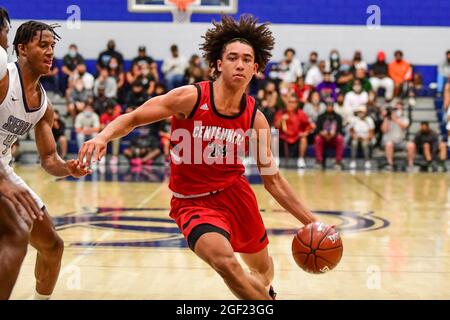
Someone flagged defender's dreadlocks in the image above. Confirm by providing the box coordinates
[201,15,275,77]
[0,7,11,29]
[13,20,61,56]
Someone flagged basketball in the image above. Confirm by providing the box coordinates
[292,222,343,274]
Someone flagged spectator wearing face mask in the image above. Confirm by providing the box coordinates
[108,56,126,102]
[62,44,85,79]
[348,106,375,170]
[369,51,394,101]
[131,46,158,81]
[67,63,94,99]
[344,79,369,113]
[97,40,124,72]
[94,67,117,99]
[67,78,91,122]
[437,50,450,94]
[345,68,372,93]
[335,61,354,92]
[75,104,100,150]
[351,50,368,72]
[316,72,337,102]
[328,49,341,78]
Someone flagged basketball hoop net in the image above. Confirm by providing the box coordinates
[166,0,199,23]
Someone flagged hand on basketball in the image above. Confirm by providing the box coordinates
[0,177,43,222]
[78,136,107,166]
[66,159,92,178]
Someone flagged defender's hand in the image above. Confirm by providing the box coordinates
[78,136,107,166]
[67,159,92,178]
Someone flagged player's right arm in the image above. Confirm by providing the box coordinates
[78,85,198,165]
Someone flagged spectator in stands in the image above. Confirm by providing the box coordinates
[407,121,447,172]
[303,90,326,124]
[67,78,91,121]
[305,58,323,87]
[67,63,94,98]
[124,81,149,113]
[381,101,410,171]
[185,54,205,84]
[437,50,450,94]
[316,71,337,102]
[446,99,450,148]
[123,126,161,166]
[314,102,344,169]
[274,93,313,168]
[93,86,108,115]
[154,83,167,96]
[51,110,67,159]
[94,67,117,99]
[131,46,159,82]
[351,50,368,72]
[40,60,60,94]
[100,102,122,165]
[328,49,341,78]
[388,50,413,97]
[126,63,143,87]
[369,51,394,101]
[62,44,85,90]
[162,44,188,90]
[334,92,353,136]
[303,51,318,75]
[108,56,125,101]
[75,103,100,150]
[335,61,354,92]
[344,79,369,113]
[97,40,124,72]
[366,91,384,147]
[349,106,375,170]
[257,81,280,126]
[346,68,372,93]
[277,48,303,84]
[444,78,450,113]
[292,76,312,104]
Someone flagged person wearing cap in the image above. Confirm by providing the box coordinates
[131,46,159,82]
[369,51,394,101]
[96,39,124,73]
[348,106,375,170]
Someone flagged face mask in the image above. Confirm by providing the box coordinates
[353,85,362,92]
[396,110,402,117]
[110,63,118,69]
[331,53,339,60]
[69,50,77,58]
[84,111,93,116]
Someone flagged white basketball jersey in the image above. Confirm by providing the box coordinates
[0,62,48,168]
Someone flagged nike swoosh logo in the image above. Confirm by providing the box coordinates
[12,97,19,101]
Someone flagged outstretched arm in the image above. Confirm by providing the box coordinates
[253,110,317,226]
[35,102,90,178]
[78,85,198,165]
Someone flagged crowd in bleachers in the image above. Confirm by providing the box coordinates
[40,40,450,172]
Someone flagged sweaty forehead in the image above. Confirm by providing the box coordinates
[223,41,254,57]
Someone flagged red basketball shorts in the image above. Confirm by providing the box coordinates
[169,175,269,253]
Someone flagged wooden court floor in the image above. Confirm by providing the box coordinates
[8,164,450,300]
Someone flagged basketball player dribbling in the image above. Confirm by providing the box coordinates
[79,15,318,300]
[0,17,90,300]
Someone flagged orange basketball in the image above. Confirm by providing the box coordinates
[292,222,343,274]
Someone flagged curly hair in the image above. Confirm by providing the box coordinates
[200,15,275,77]
[13,20,61,57]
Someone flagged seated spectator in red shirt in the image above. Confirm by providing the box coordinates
[100,100,122,165]
[274,93,314,168]
[314,102,345,169]
[292,76,312,104]
[316,72,337,102]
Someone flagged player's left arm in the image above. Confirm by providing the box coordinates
[253,110,317,226]
[34,101,90,178]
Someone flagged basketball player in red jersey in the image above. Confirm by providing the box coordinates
[0,19,89,300]
[79,15,317,300]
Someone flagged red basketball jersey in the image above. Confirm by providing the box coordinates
[169,81,258,195]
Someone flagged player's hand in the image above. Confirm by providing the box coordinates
[0,177,43,222]
[66,159,92,178]
[78,136,107,166]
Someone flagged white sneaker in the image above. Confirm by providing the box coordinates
[364,161,371,170]
[297,158,306,168]
[349,161,356,169]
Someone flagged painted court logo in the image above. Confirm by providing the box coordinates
[53,207,389,249]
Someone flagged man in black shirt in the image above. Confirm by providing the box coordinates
[314,102,345,169]
[51,110,67,159]
[407,121,447,171]
[369,51,394,101]
[62,44,84,77]
[97,40,124,72]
